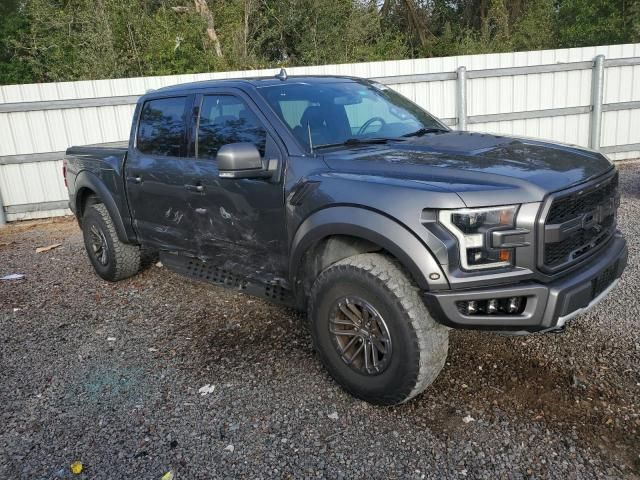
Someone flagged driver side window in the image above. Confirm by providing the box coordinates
[197,95,267,160]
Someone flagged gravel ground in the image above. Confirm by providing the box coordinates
[1,164,639,480]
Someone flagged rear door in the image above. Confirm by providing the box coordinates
[125,95,196,251]
[185,90,288,282]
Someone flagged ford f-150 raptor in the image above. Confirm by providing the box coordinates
[64,71,627,405]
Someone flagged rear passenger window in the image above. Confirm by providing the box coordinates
[137,97,187,156]
[197,95,266,159]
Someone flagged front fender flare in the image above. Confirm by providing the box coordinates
[289,206,449,291]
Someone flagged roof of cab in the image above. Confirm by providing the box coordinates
[149,75,366,96]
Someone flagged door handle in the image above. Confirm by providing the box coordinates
[185,183,205,193]
[127,175,142,184]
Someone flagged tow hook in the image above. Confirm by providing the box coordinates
[550,325,566,334]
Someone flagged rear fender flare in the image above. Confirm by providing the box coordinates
[290,206,448,292]
[74,171,132,244]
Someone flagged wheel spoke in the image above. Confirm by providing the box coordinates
[346,302,362,319]
[362,308,372,327]
[363,342,370,370]
[338,303,361,325]
[371,336,387,354]
[345,342,364,365]
[329,328,358,337]
[330,318,358,327]
[370,341,378,367]
[90,228,100,246]
[338,335,359,355]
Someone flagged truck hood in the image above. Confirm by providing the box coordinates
[321,132,613,207]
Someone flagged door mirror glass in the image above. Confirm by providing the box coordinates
[217,143,270,179]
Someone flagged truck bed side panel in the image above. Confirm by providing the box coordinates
[64,142,137,243]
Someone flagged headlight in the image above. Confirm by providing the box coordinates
[439,206,518,271]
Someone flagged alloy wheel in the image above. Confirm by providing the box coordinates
[89,224,109,266]
[329,297,392,375]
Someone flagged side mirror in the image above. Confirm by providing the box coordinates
[217,143,273,179]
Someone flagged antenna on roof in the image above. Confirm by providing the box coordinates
[275,68,288,81]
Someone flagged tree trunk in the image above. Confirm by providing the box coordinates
[402,0,431,47]
[380,0,393,18]
[194,0,223,57]
[244,0,251,58]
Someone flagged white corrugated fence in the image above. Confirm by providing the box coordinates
[0,43,639,223]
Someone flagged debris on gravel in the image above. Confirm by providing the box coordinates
[1,163,639,479]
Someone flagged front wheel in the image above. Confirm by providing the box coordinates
[82,203,140,282]
[309,253,449,405]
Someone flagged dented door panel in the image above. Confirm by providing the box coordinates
[125,94,197,252]
[186,91,289,284]
[125,154,196,251]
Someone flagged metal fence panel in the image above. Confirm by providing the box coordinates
[0,160,68,221]
[1,43,639,222]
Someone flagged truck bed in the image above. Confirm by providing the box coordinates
[64,141,131,220]
[66,140,129,158]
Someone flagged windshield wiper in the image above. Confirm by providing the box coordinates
[315,137,395,150]
[402,127,449,137]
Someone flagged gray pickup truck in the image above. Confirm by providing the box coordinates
[64,72,627,405]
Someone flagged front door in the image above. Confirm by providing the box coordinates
[184,91,288,283]
[125,95,196,252]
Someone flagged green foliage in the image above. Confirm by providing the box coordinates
[0,0,638,85]
[251,0,406,65]
[0,5,33,85]
[511,0,557,51]
[557,0,632,47]
[11,0,228,82]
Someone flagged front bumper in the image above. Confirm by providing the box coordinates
[423,233,628,333]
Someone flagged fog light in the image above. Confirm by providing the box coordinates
[507,297,520,313]
[456,296,526,316]
[467,300,478,315]
[487,299,499,314]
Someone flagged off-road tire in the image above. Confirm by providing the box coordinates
[309,253,449,405]
[82,203,140,282]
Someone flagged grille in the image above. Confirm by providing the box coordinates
[543,172,618,270]
[547,173,618,224]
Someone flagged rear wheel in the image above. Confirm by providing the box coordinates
[82,203,140,281]
[309,253,449,405]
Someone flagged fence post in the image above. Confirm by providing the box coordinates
[456,66,468,131]
[589,54,605,150]
[0,185,6,226]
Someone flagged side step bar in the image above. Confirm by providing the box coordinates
[159,252,295,307]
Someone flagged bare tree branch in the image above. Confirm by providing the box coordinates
[172,1,223,57]
[194,0,223,57]
[402,0,433,47]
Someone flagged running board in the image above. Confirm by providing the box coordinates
[159,252,295,306]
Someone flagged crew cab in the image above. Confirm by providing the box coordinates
[64,72,627,405]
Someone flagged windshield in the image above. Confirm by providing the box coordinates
[257,81,447,151]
